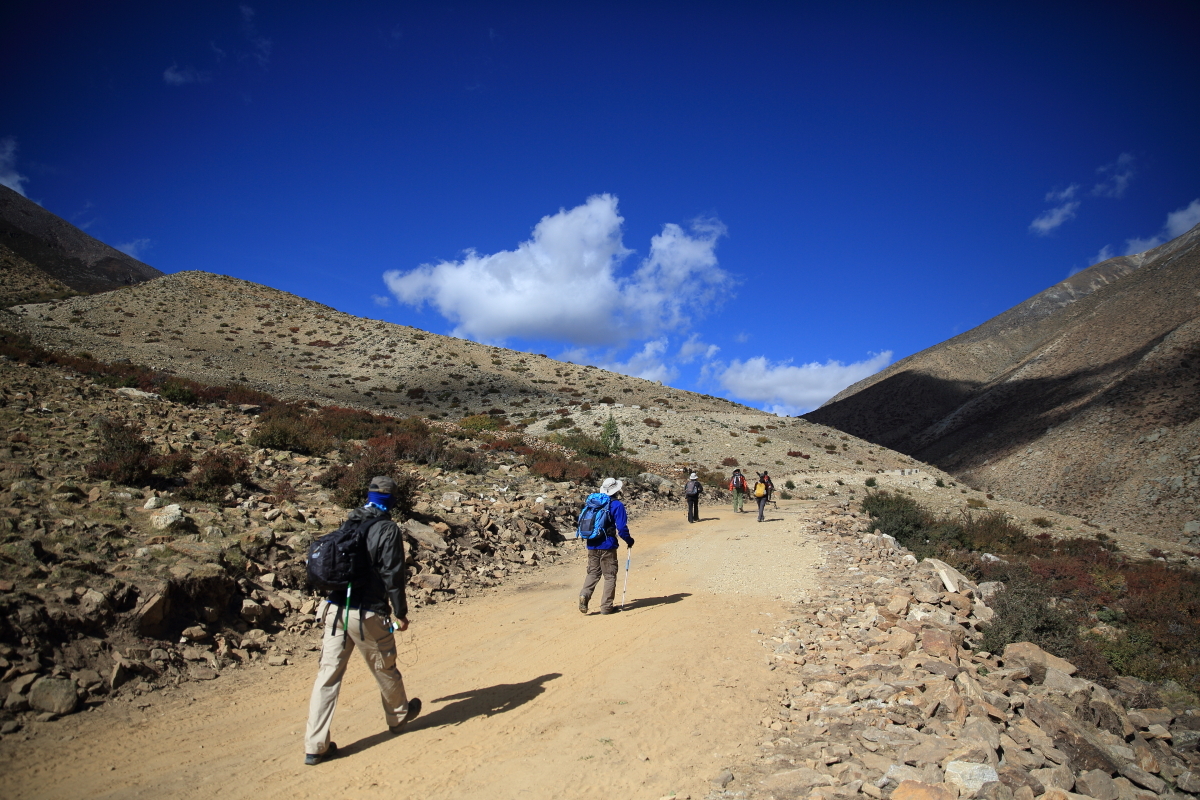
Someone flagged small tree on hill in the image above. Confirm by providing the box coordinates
[600,413,622,455]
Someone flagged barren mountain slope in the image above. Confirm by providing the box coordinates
[807,224,1200,542]
[3,270,930,476]
[0,185,162,296]
[0,244,79,307]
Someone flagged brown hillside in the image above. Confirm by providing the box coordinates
[2,270,923,477]
[0,185,163,296]
[806,223,1200,543]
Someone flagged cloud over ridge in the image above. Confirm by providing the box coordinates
[717,351,893,416]
[383,194,730,346]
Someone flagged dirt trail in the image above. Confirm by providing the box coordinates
[3,501,825,800]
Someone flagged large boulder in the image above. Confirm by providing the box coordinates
[29,677,78,716]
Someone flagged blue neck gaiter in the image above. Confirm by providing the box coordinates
[365,492,394,511]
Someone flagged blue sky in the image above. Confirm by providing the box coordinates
[3,2,1199,415]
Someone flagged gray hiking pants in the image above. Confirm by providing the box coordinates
[305,602,410,756]
[580,548,619,612]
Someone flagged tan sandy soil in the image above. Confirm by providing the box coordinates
[1,503,823,800]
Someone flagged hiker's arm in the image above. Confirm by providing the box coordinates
[612,503,633,547]
[375,521,409,621]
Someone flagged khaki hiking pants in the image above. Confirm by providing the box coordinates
[580,548,619,612]
[304,602,410,756]
[733,488,744,513]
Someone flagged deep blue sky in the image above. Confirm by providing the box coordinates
[4,2,1199,413]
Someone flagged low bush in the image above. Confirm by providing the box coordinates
[179,450,251,501]
[721,456,739,467]
[459,414,501,432]
[864,477,877,487]
[86,418,158,486]
[863,489,1200,692]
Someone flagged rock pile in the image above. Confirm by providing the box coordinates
[713,505,1200,800]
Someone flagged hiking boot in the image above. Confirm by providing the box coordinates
[389,698,422,735]
[600,607,620,615]
[578,596,589,614]
[304,742,337,766]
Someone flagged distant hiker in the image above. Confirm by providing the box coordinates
[303,476,421,766]
[684,472,703,523]
[578,477,635,615]
[728,468,747,513]
[753,471,775,523]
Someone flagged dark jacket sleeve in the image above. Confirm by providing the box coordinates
[369,519,409,619]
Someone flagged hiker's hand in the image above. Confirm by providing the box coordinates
[395,616,410,632]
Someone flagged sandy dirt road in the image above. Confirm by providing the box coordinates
[2,501,823,800]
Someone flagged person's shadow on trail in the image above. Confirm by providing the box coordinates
[340,673,562,757]
[621,592,690,612]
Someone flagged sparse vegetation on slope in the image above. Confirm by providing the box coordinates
[862,490,1200,691]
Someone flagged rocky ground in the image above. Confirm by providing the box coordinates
[0,353,686,738]
[706,501,1200,800]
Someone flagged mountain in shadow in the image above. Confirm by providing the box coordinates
[0,184,162,302]
[806,222,1200,542]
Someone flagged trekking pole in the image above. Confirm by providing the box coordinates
[621,547,632,609]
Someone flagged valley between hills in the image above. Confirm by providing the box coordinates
[0,184,1198,799]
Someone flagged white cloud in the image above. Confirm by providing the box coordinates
[163,64,210,85]
[240,6,273,67]
[733,332,749,343]
[371,294,391,307]
[677,333,719,364]
[1029,201,1080,235]
[1092,153,1135,198]
[0,136,29,196]
[717,351,893,415]
[116,239,152,259]
[1122,198,1200,255]
[593,338,678,383]
[1090,244,1115,266]
[1045,184,1079,202]
[383,194,730,346]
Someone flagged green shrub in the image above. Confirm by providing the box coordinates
[249,406,331,455]
[600,414,621,454]
[784,479,796,490]
[159,380,197,404]
[459,413,500,432]
[864,477,877,487]
[935,478,945,487]
[979,568,1079,657]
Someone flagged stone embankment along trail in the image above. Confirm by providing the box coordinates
[3,500,1197,800]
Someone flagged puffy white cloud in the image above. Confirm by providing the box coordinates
[717,351,893,415]
[677,333,719,364]
[116,238,151,259]
[163,64,210,85]
[1092,153,1135,198]
[1029,201,1080,235]
[0,137,29,196]
[1123,198,1200,255]
[595,338,677,383]
[383,194,730,346]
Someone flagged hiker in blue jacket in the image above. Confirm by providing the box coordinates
[578,477,635,615]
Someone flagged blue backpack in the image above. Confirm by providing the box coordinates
[576,493,614,541]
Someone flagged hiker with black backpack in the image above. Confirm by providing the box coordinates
[753,471,775,523]
[302,476,421,766]
[728,468,747,513]
[577,477,634,615]
[684,472,703,523]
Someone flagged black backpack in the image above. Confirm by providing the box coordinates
[306,515,378,593]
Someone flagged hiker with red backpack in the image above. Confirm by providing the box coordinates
[302,476,421,766]
[728,468,747,513]
[577,477,635,615]
[683,472,704,523]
